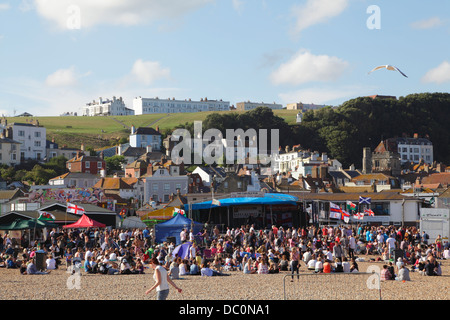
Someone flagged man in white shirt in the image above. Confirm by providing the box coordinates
[180,228,187,243]
[386,235,397,259]
[84,249,93,262]
[348,235,356,259]
[118,231,127,247]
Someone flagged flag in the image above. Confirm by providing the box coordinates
[173,207,186,216]
[359,196,371,205]
[364,208,375,216]
[67,203,86,215]
[346,201,357,211]
[341,210,350,223]
[212,199,221,206]
[329,202,342,219]
[38,210,55,221]
[353,212,364,220]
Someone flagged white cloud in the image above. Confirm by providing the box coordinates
[422,61,450,84]
[270,49,349,86]
[232,0,244,14]
[411,17,444,30]
[33,0,213,30]
[0,3,11,11]
[45,66,90,87]
[291,0,349,35]
[129,59,171,86]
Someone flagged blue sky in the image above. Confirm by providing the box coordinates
[0,0,449,116]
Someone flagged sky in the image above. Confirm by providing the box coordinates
[0,0,449,117]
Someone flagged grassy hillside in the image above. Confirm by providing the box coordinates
[5,110,299,150]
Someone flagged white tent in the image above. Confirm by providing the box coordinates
[120,216,147,229]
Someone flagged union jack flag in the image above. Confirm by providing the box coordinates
[364,208,375,216]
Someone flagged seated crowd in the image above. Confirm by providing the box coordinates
[0,223,447,279]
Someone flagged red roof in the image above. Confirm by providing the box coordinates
[63,214,106,228]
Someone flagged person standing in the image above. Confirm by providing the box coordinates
[289,247,300,281]
[146,258,182,300]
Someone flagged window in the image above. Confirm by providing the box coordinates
[97,161,102,168]
[34,132,41,138]
[164,194,170,202]
[152,183,158,191]
[85,161,90,168]
[164,183,170,191]
[34,141,41,147]
[18,130,25,137]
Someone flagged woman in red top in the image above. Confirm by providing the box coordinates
[323,260,332,273]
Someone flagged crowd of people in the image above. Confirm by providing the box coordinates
[0,223,448,281]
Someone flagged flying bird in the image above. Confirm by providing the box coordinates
[368,65,408,78]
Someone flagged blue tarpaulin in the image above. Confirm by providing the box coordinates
[187,193,298,211]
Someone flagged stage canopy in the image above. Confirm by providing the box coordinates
[63,214,106,229]
[187,193,299,211]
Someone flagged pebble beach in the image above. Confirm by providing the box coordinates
[1,257,448,301]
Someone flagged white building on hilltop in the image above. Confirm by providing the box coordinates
[235,101,283,111]
[133,97,230,115]
[83,96,135,116]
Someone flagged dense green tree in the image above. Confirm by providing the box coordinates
[104,155,126,173]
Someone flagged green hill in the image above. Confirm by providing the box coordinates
[5,110,300,150]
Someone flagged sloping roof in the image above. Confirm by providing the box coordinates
[122,146,147,157]
[134,127,162,136]
[343,170,361,178]
[67,153,104,163]
[0,189,24,201]
[49,172,99,181]
[351,173,393,181]
[421,173,450,186]
[93,178,134,190]
[438,187,450,198]
[0,137,21,145]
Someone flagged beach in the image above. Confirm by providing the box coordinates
[1,257,448,301]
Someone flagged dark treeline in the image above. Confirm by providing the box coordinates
[175,92,450,169]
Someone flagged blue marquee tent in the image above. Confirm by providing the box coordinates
[154,213,203,245]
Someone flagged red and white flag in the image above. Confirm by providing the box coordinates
[364,208,375,216]
[353,212,364,220]
[67,203,86,215]
[341,209,350,223]
[329,202,342,220]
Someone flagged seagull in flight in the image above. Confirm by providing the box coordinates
[368,65,408,78]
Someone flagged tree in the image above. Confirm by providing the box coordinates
[104,155,126,173]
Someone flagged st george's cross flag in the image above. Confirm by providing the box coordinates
[364,208,375,216]
[353,212,364,220]
[329,202,342,219]
[67,203,86,215]
[359,196,371,205]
